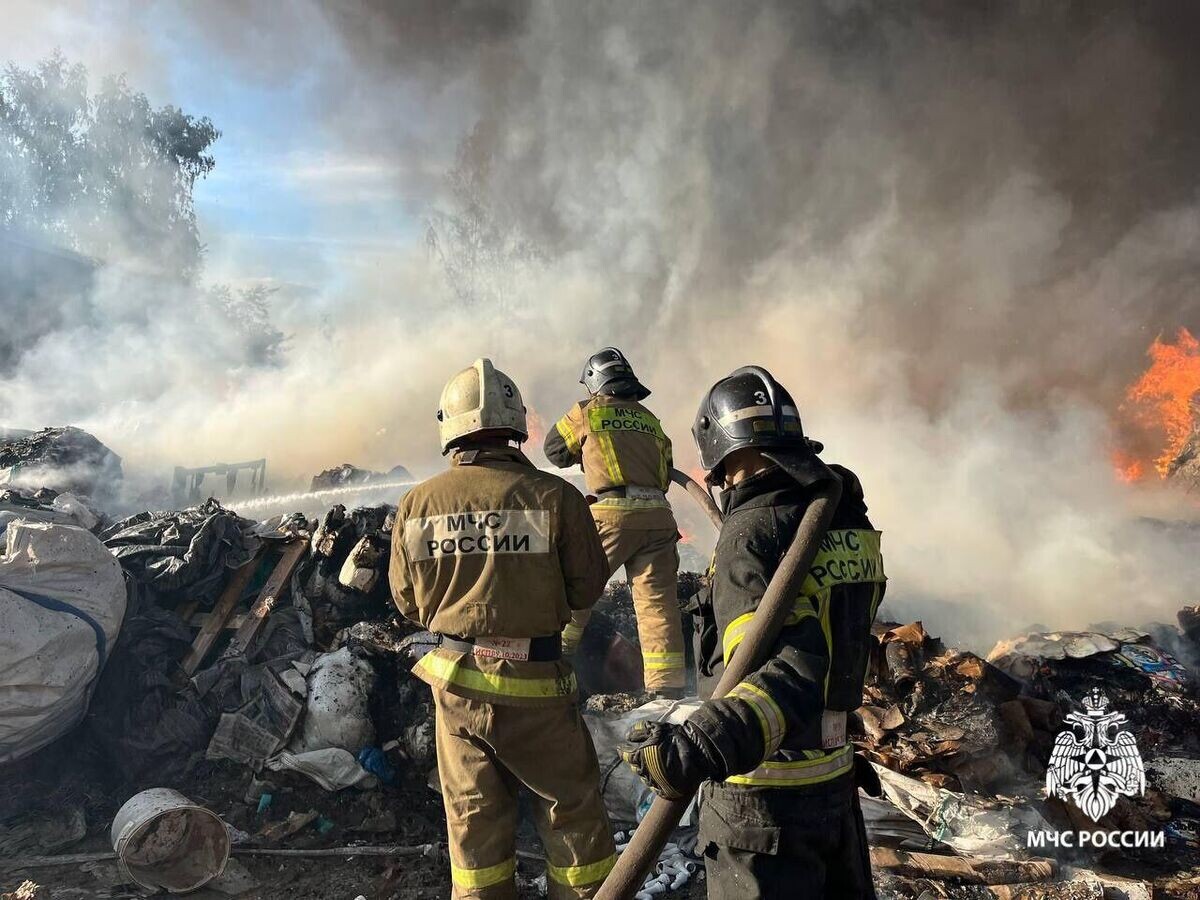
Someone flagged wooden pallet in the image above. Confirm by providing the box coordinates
[181,550,264,675]
[223,539,309,661]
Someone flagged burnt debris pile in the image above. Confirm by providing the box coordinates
[0,433,1199,897]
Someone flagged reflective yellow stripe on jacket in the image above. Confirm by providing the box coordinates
[727,681,786,758]
[415,651,576,700]
[723,598,817,666]
[725,743,854,788]
[547,853,617,887]
[590,496,671,512]
[585,407,626,483]
[555,415,581,456]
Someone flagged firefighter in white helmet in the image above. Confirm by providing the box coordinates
[544,348,686,696]
[390,358,616,898]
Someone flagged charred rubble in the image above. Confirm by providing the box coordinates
[0,426,122,505]
[0,440,1198,897]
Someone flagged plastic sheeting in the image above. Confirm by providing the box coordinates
[101,499,260,607]
[0,521,126,763]
[872,762,1051,858]
[87,606,215,783]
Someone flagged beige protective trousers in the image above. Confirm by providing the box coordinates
[433,690,616,899]
[564,520,685,691]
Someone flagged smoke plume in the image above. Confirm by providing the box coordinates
[5,1,1200,647]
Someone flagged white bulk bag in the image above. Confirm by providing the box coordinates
[0,521,126,762]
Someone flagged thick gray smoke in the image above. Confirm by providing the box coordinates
[5,1,1200,647]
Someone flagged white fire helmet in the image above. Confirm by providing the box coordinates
[437,358,528,453]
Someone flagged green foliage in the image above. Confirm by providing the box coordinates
[0,51,219,279]
[205,283,286,366]
[425,120,544,307]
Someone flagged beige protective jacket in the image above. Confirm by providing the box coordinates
[545,396,676,530]
[389,445,609,706]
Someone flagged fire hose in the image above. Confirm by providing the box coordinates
[667,468,723,530]
[596,471,844,900]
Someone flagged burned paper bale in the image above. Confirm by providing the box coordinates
[311,504,352,560]
[205,667,305,766]
[985,627,1200,753]
[193,604,313,762]
[859,621,1023,794]
[0,426,122,503]
[309,463,413,493]
[338,534,387,594]
[295,505,393,649]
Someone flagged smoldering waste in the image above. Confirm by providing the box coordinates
[0,465,1197,896]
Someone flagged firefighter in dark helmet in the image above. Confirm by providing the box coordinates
[390,358,616,899]
[618,366,885,899]
[544,347,686,696]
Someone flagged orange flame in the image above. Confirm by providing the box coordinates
[1111,450,1144,484]
[525,407,547,448]
[1122,327,1200,478]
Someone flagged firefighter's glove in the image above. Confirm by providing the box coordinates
[618,720,724,801]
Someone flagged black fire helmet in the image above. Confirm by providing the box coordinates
[692,365,834,487]
[579,347,650,400]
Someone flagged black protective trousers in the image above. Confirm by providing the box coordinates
[697,773,876,900]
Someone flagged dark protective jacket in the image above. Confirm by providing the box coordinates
[688,464,886,786]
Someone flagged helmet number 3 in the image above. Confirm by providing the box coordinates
[503,384,514,398]
[754,390,768,405]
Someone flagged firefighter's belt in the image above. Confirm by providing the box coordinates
[438,634,562,662]
[593,485,666,502]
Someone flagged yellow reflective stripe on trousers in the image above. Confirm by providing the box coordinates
[451,857,515,889]
[727,681,786,757]
[547,852,617,887]
[722,599,817,666]
[725,744,854,787]
[555,416,581,455]
[642,650,684,671]
[416,653,575,699]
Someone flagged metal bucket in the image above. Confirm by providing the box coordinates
[110,788,230,893]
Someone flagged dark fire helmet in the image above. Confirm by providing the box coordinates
[579,347,650,400]
[692,365,834,486]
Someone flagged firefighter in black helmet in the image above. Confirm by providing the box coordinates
[545,348,685,696]
[619,366,885,899]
